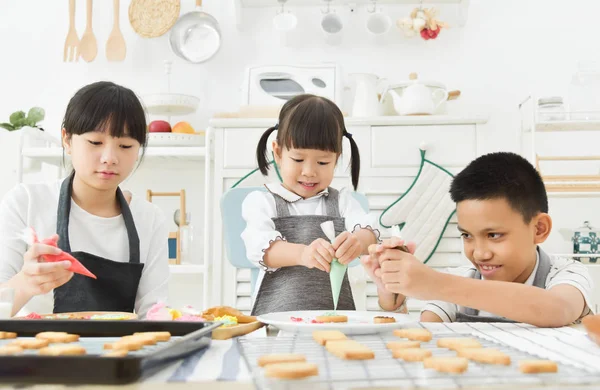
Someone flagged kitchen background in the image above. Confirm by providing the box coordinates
[1,0,599,313]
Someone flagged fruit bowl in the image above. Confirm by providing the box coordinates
[143,93,200,116]
[147,132,205,146]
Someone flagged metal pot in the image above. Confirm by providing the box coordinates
[169,0,221,63]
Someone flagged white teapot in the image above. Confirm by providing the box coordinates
[388,73,448,115]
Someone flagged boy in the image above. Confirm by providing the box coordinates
[363,152,593,327]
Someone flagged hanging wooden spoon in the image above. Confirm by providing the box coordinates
[79,0,98,62]
[106,0,126,61]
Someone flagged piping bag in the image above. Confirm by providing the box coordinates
[22,227,97,279]
[321,221,346,310]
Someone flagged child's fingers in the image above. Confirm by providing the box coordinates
[381,260,404,273]
[406,241,417,254]
[332,231,349,250]
[24,260,72,276]
[24,243,62,262]
[376,237,406,252]
[377,248,409,264]
[37,272,74,294]
[334,238,353,260]
[316,245,333,264]
[315,256,330,273]
[384,283,402,294]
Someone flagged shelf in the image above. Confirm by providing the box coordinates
[239,0,466,5]
[169,264,206,274]
[22,146,207,166]
[552,254,600,258]
[234,0,470,29]
[534,120,600,132]
[209,115,489,128]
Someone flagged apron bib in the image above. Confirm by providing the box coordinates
[251,188,356,316]
[53,172,144,313]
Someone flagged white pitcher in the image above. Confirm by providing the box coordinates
[349,73,385,117]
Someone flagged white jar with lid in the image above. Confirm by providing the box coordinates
[570,61,600,120]
[538,96,566,121]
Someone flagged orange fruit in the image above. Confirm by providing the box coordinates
[172,121,195,134]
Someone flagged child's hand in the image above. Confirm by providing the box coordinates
[332,232,362,265]
[360,254,385,290]
[376,238,433,299]
[17,235,74,296]
[300,238,335,273]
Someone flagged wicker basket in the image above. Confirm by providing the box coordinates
[129,0,181,38]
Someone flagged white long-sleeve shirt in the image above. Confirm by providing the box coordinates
[0,179,169,318]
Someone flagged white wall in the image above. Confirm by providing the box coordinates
[1,0,600,303]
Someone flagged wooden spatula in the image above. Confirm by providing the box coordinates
[106,0,126,61]
[79,0,98,62]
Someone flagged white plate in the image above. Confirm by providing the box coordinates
[257,310,415,335]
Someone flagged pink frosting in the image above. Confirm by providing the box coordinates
[146,302,173,321]
[174,314,205,322]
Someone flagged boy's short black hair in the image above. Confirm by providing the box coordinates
[450,152,548,222]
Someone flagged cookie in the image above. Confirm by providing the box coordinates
[392,347,432,361]
[103,350,129,358]
[258,353,307,367]
[386,340,421,350]
[437,338,482,351]
[121,334,157,346]
[313,330,347,346]
[374,316,396,324]
[264,362,319,379]
[133,331,171,342]
[39,345,86,356]
[424,357,469,373]
[35,332,80,343]
[9,338,50,349]
[0,345,23,355]
[326,340,375,360]
[519,360,558,374]
[457,348,511,365]
[0,331,17,339]
[315,315,348,323]
[393,328,432,342]
[104,339,144,351]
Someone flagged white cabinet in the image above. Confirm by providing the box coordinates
[205,115,488,313]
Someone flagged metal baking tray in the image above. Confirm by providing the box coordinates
[0,319,221,384]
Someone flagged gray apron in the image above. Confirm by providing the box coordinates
[53,172,144,313]
[251,188,356,316]
[455,247,552,323]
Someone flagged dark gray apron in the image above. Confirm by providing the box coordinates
[251,187,356,316]
[53,172,144,313]
[455,247,552,323]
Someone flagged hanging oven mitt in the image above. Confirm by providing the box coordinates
[23,227,97,279]
[379,148,456,263]
[321,221,346,310]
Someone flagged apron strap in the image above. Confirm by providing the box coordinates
[271,193,291,218]
[56,172,140,264]
[324,187,341,218]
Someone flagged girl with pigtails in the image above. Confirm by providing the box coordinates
[241,94,381,315]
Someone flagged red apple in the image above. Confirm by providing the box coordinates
[148,120,171,133]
